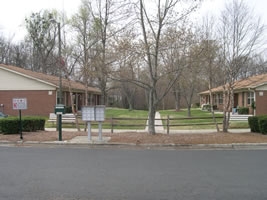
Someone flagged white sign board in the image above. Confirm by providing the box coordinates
[82,106,95,121]
[13,98,27,110]
[95,106,105,121]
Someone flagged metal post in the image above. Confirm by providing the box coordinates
[58,22,63,141]
[98,122,102,141]
[58,114,62,141]
[58,22,62,105]
[88,122,91,141]
[111,116,113,134]
[19,110,23,140]
[167,115,170,135]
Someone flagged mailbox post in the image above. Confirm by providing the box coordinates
[95,106,105,141]
[82,106,105,141]
[55,104,65,141]
[81,106,95,141]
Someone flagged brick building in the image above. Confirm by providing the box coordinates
[0,64,101,116]
[199,73,267,116]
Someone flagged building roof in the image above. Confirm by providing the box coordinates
[0,64,101,94]
[199,73,267,95]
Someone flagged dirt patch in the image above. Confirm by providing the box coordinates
[110,132,267,144]
[1,130,267,144]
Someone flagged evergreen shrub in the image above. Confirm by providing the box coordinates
[238,107,249,114]
[0,117,46,134]
[248,116,259,133]
[258,116,267,135]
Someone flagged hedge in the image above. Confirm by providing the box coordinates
[0,118,20,134]
[248,116,260,133]
[258,116,267,135]
[238,107,249,115]
[0,117,46,134]
[248,115,267,134]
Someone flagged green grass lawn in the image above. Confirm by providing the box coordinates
[46,108,148,130]
[160,108,223,118]
[105,107,148,129]
[46,108,249,130]
[105,107,148,118]
[159,108,249,129]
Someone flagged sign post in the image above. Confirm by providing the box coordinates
[12,98,27,140]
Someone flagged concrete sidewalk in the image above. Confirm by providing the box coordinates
[45,127,250,134]
[145,111,164,132]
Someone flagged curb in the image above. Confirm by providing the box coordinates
[1,140,267,150]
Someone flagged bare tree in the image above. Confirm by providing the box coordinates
[135,0,200,134]
[89,0,131,105]
[113,30,140,110]
[218,0,266,132]
[179,37,203,117]
[163,26,195,111]
[198,16,221,131]
[0,34,13,65]
[70,0,98,107]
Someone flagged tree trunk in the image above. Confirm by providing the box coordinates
[187,106,191,117]
[209,86,220,132]
[128,103,133,111]
[174,90,181,111]
[148,89,156,135]
[148,104,156,135]
[211,109,220,132]
[222,88,231,132]
[67,79,80,131]
[222,111,228,132]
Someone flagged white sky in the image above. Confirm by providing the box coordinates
[0,0,78,41]
[1,0,267,42]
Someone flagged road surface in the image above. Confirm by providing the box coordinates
[0,146,267,200]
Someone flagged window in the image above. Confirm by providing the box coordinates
[213,94,217,104]
[218,93,223,104]
[242,92,245,106]
[247,92,254,105]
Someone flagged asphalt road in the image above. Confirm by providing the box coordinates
[0,146,267,200]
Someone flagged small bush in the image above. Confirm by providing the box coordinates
[0,118,20,134]
[202,104,211,111]
[193,103,200,108]
[0,119,3,132]
[248,116,260,133]
[238,107,249,115]
[258,116,267,135]
[0,117,46,134]
[65,106,72,113]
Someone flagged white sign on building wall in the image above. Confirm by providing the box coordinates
[12,98,27,110]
